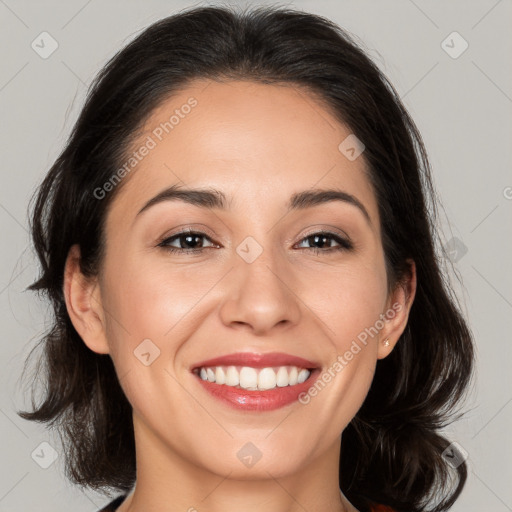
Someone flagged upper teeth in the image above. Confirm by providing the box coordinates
[197,366,311,390]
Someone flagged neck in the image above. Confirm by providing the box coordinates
[116,413,357,512]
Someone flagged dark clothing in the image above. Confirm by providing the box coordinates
[98,494,127,511]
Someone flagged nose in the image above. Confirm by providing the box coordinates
[218,247,302,336]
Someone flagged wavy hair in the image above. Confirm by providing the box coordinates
[18,5,475,511]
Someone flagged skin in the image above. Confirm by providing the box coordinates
[64,80,416,512]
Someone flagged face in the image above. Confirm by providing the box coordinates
[67,79,412,482]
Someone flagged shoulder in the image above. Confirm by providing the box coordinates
[98,494,128,512]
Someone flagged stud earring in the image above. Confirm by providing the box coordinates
[383,338,390,347]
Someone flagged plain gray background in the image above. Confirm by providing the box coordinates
[1,0,511,510]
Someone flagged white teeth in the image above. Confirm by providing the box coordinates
[258,367,277,390]
[297,369,309,384]
[215,366,225,385]
[239,367,258,390]
[225,366,239,387]
[288,366,298,386]
[276,366,289,387]
[196,365,312,390]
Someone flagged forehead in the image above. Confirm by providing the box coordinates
[107,79,379,229]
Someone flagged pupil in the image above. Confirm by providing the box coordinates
[311,234,327,248]
[183,235,201,248]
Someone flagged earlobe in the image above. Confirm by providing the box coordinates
[63,244,110,355]
[377,259,417,359]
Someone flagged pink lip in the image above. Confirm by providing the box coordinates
[191,351,319,370]
[193,368,321,411]
[190,352,321,412]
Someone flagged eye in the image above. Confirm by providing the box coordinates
[157,229,217,253]
[295,231,353,253]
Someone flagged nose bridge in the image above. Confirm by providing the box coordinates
[219,234,301,334]
[238,238,285,294]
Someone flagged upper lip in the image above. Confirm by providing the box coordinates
[191,352,319,371]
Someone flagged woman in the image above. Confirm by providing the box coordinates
[18,5,475,512]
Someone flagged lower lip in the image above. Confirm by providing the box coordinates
[192,369,321,411]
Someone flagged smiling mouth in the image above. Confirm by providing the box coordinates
[192,364,314,391]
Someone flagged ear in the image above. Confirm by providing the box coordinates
[377,258,417,359]
[63,244,110,354]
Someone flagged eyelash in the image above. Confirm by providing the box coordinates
[157,228,353,255]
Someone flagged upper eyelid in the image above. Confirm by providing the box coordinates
[300,227,351,241]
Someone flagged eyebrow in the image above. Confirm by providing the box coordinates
[136,184,372,226]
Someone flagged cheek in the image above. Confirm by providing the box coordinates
[308,262,388,344]
[98,260,201,418]
[99,253,219,383]
[296,261,386,417]
[103,255,202,334]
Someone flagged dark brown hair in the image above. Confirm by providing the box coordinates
[18,5,475,511]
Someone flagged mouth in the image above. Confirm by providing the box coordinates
[190,352,321,411]
[192,364,314,390]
